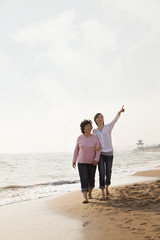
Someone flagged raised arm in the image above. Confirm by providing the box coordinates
[118,105,125,116]
[108,105,125,130]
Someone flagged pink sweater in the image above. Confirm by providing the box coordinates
[73,134,101,164]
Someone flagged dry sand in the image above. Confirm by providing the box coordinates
[49,169,160,240]
[0,169,160,240]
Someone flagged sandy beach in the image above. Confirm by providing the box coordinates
[0,169,160,240]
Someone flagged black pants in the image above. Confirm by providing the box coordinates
[78,163,96,192]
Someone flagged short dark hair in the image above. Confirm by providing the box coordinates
[94,113,103,126]
[80,120,92,134]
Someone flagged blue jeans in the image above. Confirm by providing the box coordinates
[78,163,96,192]
[98,155,113,189]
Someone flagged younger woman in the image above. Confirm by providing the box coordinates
[93,106,125,199]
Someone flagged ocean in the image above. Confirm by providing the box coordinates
[0,151,160,207]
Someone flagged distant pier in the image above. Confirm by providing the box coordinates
[135,139,160,152]
[136,139,144,150]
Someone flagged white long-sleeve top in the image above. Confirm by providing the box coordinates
[93,114,120,153]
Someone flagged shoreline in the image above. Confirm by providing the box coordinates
[0,169,160,240]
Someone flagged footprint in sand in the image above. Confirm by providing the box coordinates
[154,227,160,232]
[144,236,154,240]
[137,228,145,231]
[140,222,147,225]
[82,222,90,227]
[125,219,133,223]
[116,224,123,227]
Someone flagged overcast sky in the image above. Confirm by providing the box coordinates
[0,0,160,153]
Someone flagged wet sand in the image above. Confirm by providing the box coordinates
[0,169,160,240]
[0,197,83,240]
[133,169,160,177]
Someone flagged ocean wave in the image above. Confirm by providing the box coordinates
[0,180,80,191]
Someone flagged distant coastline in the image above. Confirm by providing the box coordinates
[134,143,160,152]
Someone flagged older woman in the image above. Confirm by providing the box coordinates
[72,119,100,203]
[93,106,125,199]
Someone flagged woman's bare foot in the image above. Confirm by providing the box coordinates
[106,185,109,196]
[88,188,93,199]
[101,188,105,200]
[83,191,88,203]
[88,194,93,199]
[82,200,89,204]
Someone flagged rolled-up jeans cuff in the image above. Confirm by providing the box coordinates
[99,186,105,189]
[81,188,88,192]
